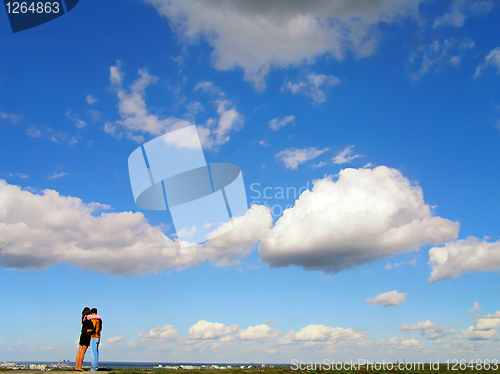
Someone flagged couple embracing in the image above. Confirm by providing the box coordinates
[75,307,102,372]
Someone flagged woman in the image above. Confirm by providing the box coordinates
[75,307,94,371]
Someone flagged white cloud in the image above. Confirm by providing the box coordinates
[282,73,340,104]
[26,127,42,138]
[469,302,481,313]
[275,147,329,169]
[333,145,363,164]
[386,257,416,270]
[259,166,459,273]
[142,0,423,89]
[138,325,179,340]
[276,324,366,345]
[0,180,272,274]
[474,47,500,77]
[380,337,423,351]
[268,115,295,131]
[277,331,297,345]
[434,0,495,28]
[0,111,22,123]
[86,94,98,105]
[461,326,500,341]
[199,100,244,149]
[410,38,474,81]
[185,101,204,117]
[474,312,500,330]
[433,2,465,28]
[107,63,243,149]
[295,324,366,342]
[401,320,456,339]
[38,127,79,145]
[428,237,500,282]
[106,336,125,344]
[86,109,102,122]
[187,320,238,340]
[7,173,28,179]
[66,109,87,129]
[237,324,281,341]
[312,161,327,169]
[1,165,461,277]
[431,338,487,354]
[194,81,224,97]
[48,172,69,180]
[367,290,407,307]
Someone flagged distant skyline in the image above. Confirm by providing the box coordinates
[1,0,500,364]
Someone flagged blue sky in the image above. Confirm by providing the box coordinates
[1,0,500,364]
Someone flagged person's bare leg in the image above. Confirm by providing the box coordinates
[75,346,87,371]
[75,346,82,370]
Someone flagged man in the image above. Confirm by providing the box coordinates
[86,308,102,372]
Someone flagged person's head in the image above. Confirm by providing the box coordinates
[82,307,91,317]
[90,308,98,314]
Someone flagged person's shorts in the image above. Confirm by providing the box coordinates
[79,333,91,347]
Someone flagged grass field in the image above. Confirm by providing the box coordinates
[105,365,500,374]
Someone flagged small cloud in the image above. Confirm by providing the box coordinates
[185,101,205,117]
[412,38,474,81]
[0,111,22,123]
[450,55,461,66]
[276,147,329,169]
[268,115,295,131]
[282,72,340,104]
[138,325,179,340]
[433,11,465,28]
[171,55,184,65]
[264,320,276,325]
[86,110,102,122]
[46,127,80,145]
[312,161,326,168]
[203,222,212,229]
[333,145,364,164]
[367,290,407,307]
[106,336,125,344]
[194,81,224,97]
[177,226,197,238]
[66,108,87,129]
[474,47,500,78]
[7,173,28,179]
[48,172,69,180]
[386,258,417,270]
[258,140,269,147]
[86,94,98,105]
[468,302,481,313]
[26,127,42,138]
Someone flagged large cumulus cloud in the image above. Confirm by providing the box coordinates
[0,180,271,274]
[143,0,423,89]
[1,165,460,275]
[259,166,459,272]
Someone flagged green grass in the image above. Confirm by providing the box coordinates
[106,365,500,374]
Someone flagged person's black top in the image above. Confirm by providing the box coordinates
[79,316,93,347]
